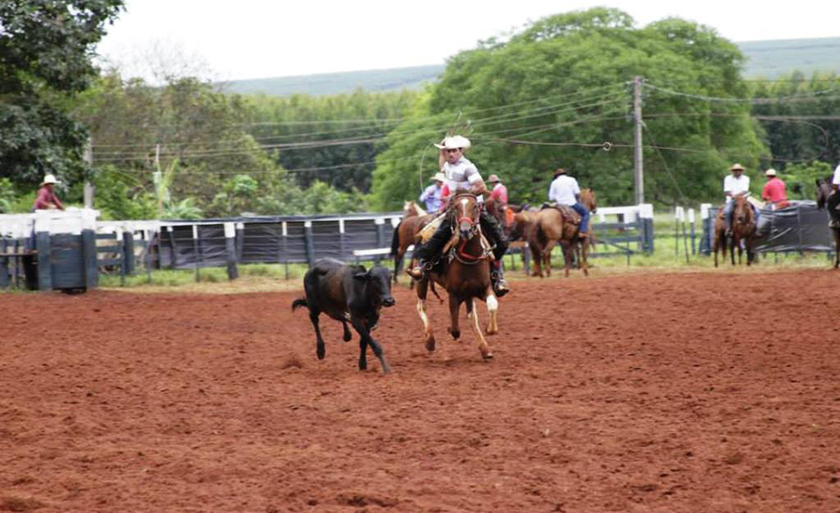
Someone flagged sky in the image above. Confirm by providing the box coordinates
[95,0,839,82]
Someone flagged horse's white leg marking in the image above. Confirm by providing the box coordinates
[417,299,430,335]
[485,293,498,335]
[471,299,493,359]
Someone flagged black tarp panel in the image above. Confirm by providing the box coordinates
[702,201,834,254]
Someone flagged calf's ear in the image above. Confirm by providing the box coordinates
[353,271,370,281]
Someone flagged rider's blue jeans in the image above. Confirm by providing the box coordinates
[571,203,590,233]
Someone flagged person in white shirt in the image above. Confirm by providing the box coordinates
[828,162,840,227]
[548,167,590,237]
[723,163,752,235]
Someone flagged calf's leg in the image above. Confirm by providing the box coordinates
[309,311,326,360]
[351,317,391,374]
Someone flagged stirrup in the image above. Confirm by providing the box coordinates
[491,271,510,297]
[406,266,424,280]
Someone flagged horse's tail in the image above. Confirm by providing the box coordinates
[535,217,549,248]
[291,298,309,312]
[390,222,402,257]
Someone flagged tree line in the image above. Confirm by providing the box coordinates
[1,3,838,220]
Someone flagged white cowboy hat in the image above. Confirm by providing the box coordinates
[765,168,777,177]
[433,135,471,150]
[487,174,500,183]
[40,174,59,186]
[431,172,446,182]
[729,163,745,172]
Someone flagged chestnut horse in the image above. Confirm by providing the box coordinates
[729,195,756,265]
[816,178,840,268]
[415,193,498,361]
[712,209,728,268]
[528,189,598,277]
[390,201,433,284]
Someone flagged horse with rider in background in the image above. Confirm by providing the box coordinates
[816,177,840,268]
[390,201,432,284]
[727,195,757,266]
[528,188,597,278]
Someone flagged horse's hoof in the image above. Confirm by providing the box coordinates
[449,329,460,340]
[481,351,494,361]
[424,335,436,352]
[486,328,498,336]
[317,346,325,360]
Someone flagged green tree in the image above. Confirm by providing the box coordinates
[0,0,123,190]
[750,73,840,170]
[370,8,767,209]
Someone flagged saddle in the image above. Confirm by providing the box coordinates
[540,202,582,227]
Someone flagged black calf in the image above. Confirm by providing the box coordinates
[291,259,395,373]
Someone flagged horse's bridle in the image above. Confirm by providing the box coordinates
[450,193,480,238]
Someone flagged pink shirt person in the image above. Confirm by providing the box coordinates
[761,170,788,209]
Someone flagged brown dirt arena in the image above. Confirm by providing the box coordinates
[1,269,839,512]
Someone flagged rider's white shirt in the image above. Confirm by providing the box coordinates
[444,156,484,203]
[724,174,750,203]
[548,175,580,206]
[832,164,840,186]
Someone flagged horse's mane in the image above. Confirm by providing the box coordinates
[404,201,427,217]
[579,188,597,213]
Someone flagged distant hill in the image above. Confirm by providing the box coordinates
[222,38,840,97]
[739,37,840,78]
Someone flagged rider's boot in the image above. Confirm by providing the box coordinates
[490,261,510,297]
[406,260,427,280]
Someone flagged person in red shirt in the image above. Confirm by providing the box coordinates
[32,174,65,211]
[761,168,788,210]
[487,174,509,206]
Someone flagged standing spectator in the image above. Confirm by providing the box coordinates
[32,174,65,211]
[419,172,445,213]
[761,168,788,210]
[487,174,509,206]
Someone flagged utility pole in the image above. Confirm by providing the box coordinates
[633,76,644,205]
[83,136,94,209]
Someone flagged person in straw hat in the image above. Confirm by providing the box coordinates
[723,163,751,236]
[419,172,445,213]
[32,173,65,211]
[548,167,590,238]
[761,168,788,210]
[487,174,508,206]
[407,135,509,297]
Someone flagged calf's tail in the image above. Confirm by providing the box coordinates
[291,298,309,312]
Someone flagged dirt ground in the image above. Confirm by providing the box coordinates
[1,269,839,513]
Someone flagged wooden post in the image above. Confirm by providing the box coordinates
[82,228,98,289]
[235,222,244,262]
[192,224,201,282]
[168,226,178,269]
[688,208,696,255]
[0,237,8,289]
[123,230,135,275]
[339,218,346,261]
[145,230,153,284]
[35,213,52,291]
[375,218,386,267]
[282,221,289,280]
[224,222,238,280]
[303,220,315,267]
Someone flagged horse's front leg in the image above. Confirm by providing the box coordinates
[485,289,499,336]
[580,239,589,276]
[416,278,435,352]
[467,299,493,360]
[730,236,737,266]
[448,292,461,341]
